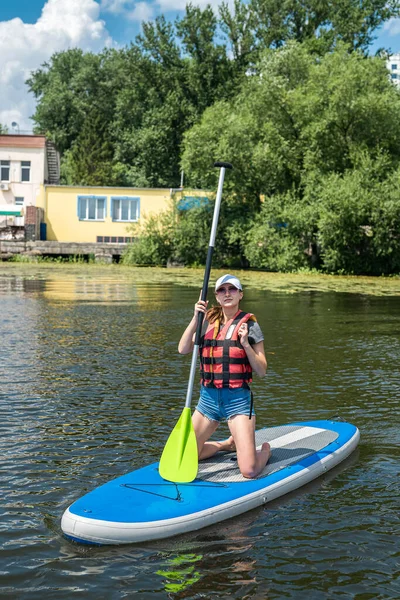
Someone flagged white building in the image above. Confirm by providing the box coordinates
[387,53,400,86]
[0,134,59,227]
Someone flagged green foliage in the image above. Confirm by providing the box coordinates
[61,109,115,186]
[244,192,317,271]
[122,199,253,268]
[27,0,398,188]
[122,212,175,266]
[25,2,400,275]
[219,0,399,63]
[242,159,400,275]
[0,124,8,134]
[27,49,120,153]
[315,168,400,275]
[182,43,400,196]
[27,7,234,188]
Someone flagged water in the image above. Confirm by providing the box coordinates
[0,267,399,599]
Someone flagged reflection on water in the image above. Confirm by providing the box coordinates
[157,553,202,594]
[0,266,399,599]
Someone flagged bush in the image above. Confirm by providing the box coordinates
[121,213,174,266]
[315,167,400,275]
[245,192,318,271]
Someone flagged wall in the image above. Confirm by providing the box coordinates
[41,185,175,243]
[0,135,46,226]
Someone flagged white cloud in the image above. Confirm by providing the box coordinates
[0,0,112,131]
[101,0,224,21]
[100,0,130,14]
[101,0,155,20]
[127,3,155,21]
[383,18,400,37]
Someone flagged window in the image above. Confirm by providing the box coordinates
[392,64,398,70]
[15,197,24,206]
[111,197,139,222]
[21,161,31,182]
[97,236,132,243]
[0,160,10,181]
[391,73,398,80]
[77,196,106,221]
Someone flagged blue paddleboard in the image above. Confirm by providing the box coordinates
[61,419,359,545]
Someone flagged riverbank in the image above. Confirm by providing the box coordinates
[1,262,399,296]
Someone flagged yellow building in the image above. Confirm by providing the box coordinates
[38,185,206,243]
[0,134,210,247]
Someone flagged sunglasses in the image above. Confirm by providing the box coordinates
[216,286,240,295]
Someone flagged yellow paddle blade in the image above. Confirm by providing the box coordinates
[159,407,198,483]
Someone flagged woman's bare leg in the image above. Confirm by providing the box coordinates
[228,415,271,478]
[192,409,233,460]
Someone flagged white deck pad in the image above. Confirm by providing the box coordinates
[197,425,339,483]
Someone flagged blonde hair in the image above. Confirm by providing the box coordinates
[206,305,224,323]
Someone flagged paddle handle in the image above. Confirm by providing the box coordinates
[185,162,232,409]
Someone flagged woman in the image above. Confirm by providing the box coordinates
[178,274,271,479]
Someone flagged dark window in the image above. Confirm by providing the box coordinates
[104,236,110,243]
[97,236,104,242]
[21,161,31,182]
[0,160,10,181]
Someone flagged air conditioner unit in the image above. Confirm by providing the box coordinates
[0,183,9,191]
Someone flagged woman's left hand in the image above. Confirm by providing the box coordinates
[238,323,249,347]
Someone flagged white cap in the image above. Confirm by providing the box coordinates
[215,274,242,291]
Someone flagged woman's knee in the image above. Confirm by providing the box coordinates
[238,460,258,479]
[240,467,258,479]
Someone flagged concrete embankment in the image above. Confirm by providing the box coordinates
[0,240,126,263]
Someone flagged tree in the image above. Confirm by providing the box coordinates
[27,7,236,188]
[61,108,115,186]
[25,0,400,199]
[26,48,126,156]
[182,43,400,198]
[219,0,400,65]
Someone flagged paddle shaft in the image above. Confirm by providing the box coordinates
[184,162,232,409]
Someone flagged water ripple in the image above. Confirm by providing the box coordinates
[0,273,399,599]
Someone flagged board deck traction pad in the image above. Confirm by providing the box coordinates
[197,424,338,483]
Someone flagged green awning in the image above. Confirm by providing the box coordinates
[0,205,23,216]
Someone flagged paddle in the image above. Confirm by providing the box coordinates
[159,161,233,483]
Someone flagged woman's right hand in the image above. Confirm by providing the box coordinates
[179,294,208,354]
[194,293,208,318]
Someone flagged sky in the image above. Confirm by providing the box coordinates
[1,0,400,133]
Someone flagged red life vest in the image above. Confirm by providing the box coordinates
[199,310,256,389]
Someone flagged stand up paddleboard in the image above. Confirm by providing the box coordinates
[61,419,359,545]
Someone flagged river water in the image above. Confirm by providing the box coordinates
[0,266,399,599]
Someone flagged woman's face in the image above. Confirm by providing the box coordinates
[215,284,243,309]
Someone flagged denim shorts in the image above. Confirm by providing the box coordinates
[195,385,254,422]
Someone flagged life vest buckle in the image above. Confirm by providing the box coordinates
[210,339,218,347]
